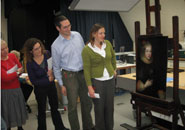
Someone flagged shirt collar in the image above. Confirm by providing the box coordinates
[88,41,106,50]
[59,32,74,41]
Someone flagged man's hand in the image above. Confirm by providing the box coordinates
[61,86,67,96]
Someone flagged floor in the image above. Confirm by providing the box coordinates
[11,91,140,130]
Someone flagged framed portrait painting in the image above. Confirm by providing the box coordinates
[136,35,168,99]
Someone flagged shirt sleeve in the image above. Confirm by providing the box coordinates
[110,44,116,70]
[1,54,22,82]
[51,45,63,87]
[1,67,18,82]
[82,46,92,86]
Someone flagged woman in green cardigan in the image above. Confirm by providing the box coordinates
[82,23,116,130]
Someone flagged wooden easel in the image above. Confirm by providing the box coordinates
[121,0,185,129]
[133,0,185,129]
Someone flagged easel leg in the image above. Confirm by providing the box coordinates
[136,106,141,128]
[172,112,178,130]
[179,106,185,129]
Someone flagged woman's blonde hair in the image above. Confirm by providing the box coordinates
[10,50,20,60]
[1,40,7,46]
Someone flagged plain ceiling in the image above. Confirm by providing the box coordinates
[69,0,141,12]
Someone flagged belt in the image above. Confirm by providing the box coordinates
[62,69,83,74]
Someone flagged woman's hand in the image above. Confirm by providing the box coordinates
[48,75,54,82]
[88,86,95,98]
[47,69,54,82]
[114,70,117,77]
[145,79,153,88]
[17,67,23,74]
[137,79,153,91]
[47,69,53,77]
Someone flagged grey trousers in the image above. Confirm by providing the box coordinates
[92,78,115,130]
[62,70,93,130]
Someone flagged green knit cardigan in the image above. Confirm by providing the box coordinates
[82,40,116,86]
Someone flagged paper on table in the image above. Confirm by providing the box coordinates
[47,57,52,70]
[88,93,100,98]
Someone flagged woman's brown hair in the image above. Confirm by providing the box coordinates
[87,23,105,46]
[22,38,46,62]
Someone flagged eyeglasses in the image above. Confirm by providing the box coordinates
[32,46,41,51]
[62,24,71,30]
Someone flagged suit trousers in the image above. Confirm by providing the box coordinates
[62,70,93,130]
[92,78,115,130]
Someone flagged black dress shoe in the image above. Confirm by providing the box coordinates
[17,126,24,130]
[63,128,70,130]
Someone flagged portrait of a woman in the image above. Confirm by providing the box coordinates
[137,41,154,94]
[136,40,165,99]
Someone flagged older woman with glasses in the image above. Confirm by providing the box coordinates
[1,40,28,130]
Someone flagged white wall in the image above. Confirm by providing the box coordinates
[119,0,185,49]
[1,0,8,42]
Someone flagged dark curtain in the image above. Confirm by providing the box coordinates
[5,0,60,51]
[59,0,133,52]
[5,0,133,52]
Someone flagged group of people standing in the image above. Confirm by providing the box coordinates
[1,15,117,130]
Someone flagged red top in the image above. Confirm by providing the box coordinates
[1,53,22,89]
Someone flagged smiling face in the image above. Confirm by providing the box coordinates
[144,45,152,60]
[94,27,105,43]
[57,19,71,37]
[32,42,42,57]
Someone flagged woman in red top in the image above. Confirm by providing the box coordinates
[1,40,28,130]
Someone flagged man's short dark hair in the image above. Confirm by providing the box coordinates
[54,15,68,27]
